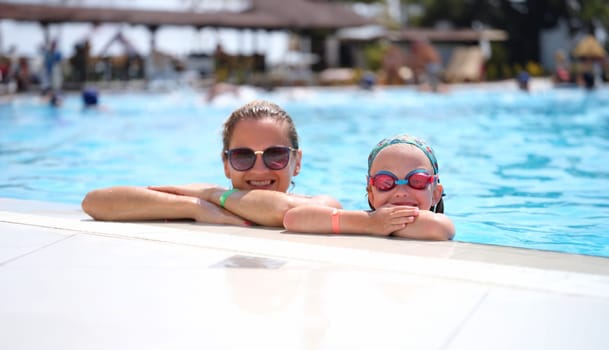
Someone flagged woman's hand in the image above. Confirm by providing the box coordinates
[149,184,248,226]
[191,198,250,227]
[148,184,223,200]
[366,205,419,236]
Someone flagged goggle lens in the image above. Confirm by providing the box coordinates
[226,146,293,171]
[373,174,396,191]
[408,172,433,189]
[369,170,435,191]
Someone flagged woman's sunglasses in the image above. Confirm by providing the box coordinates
[368,169,437,191]
[225,146,295,171]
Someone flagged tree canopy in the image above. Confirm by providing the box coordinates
[334,0,609,64]
[415,0,608,63]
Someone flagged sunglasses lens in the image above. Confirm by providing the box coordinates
[229,148,256,171]
[408,173,432,189]
[373,174,396,191]
[263,147,291,170]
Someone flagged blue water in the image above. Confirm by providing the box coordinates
[1,85,609,257]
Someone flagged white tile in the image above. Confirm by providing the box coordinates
[446,288,609,350]
[0,265,488,350]
[3,201,609,349]
[2,232,236,269]
[0,223,72,264]
[301,271,489,350]
[5,211,609,298]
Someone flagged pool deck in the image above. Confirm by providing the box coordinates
[1,197,608,349]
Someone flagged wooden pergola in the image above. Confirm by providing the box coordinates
[0,0,374,51]
[0,0,372,29]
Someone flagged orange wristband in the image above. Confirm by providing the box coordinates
[331,208,341,234]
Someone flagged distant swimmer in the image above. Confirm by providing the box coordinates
[82,87,99,108]
[81,87,109,111]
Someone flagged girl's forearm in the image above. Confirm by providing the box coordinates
[392,211,455,240]
[283,206,370,234]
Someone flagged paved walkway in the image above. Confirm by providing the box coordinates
[1,197,608,349]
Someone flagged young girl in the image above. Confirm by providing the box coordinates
[283,134,455,240]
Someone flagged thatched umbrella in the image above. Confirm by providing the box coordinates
[573,35,607,59]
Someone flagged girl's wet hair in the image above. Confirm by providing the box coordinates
[434,198,444,213]
[221,100,299,159]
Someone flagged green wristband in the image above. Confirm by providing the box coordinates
[219,188,238,208]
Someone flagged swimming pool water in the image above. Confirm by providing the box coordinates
[1,85,608,257]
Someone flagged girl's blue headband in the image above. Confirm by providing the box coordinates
[367,134,439,175]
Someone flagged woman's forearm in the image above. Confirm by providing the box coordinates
[205,188,341,227]
[81,186,197,221]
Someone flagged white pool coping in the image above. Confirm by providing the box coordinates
[1,197,608,349]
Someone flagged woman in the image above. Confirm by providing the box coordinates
[82,100,340,227]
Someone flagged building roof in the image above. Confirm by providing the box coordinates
[388,28,508,42]
[572,35,607,58]
[339,27,508,43]
[0,0,373,30]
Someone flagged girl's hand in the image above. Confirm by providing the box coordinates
[367,205,419,236]
[391,210,456,241]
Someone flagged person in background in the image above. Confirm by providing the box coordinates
[359,71,376,90]
[42,39,63,93]
[581,71,596,90]
[82,100,341,227]
[407,38,444,92]
[283,134,455,240]
[81,87,110,111]
[48,90,63,107]
[82,87,99,108]
[71,39,90,84]
[15,56,31,92]
[552,51,572,86]
[4,45,18,86]
[381,44,405,85]
[517,71,530,92]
